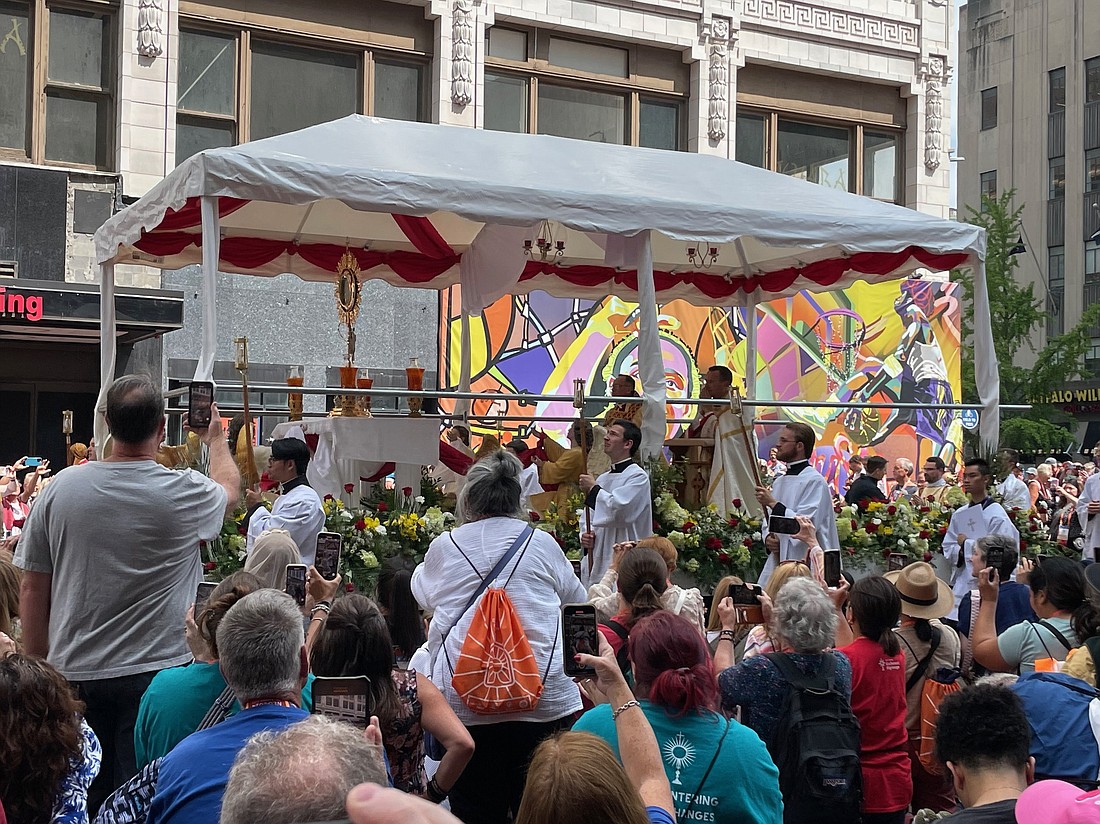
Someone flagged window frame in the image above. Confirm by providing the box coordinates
[0,0,117,170]
[979,170,998,209]
[1088,57,1100,105]
[176,20,430,163]
[483,26,688,152]
[734,108,904,203]
[1049,67,1066,112]
[1049,157,1065,199]
[980,87,998,131]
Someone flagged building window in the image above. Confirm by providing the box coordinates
[1049,158,1065,199]
[1087,246,1100,283]
[1050,68,1066,111]
[1048,246,1064,338]
[1088,58,1100,105]
[484,27,687,151]
[981,88,997,130]
[734,110,900,201]
[735,113,766,167]
[177,25,428,163]
[980,170,998,207]
[0,1,116,168]
[1088,149,1100,193]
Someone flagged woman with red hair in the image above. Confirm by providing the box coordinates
[573,611,783,824]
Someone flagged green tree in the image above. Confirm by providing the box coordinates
[952,190,1100,452]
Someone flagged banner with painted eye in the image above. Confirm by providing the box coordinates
[438,278,962,491]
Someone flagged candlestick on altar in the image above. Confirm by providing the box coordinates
[234,336,260,488]
[573,378,594,571]
[62,409,73,462]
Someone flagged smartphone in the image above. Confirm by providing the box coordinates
[888,552,908,572]
[24,457,41,468]
[315,532,342,581]
[188,381,215,429]
[985,547,1005,572]
[194,581,217,615]
[824,548,842,588]
[730,582,765,624]
[768,514,801,535]
[285,563,307,606]
[311,676,371,727]
[562,604,599,677]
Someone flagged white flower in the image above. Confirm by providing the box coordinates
[374,525,387,535]
[752,531,762,541]
[872,518,882,525]
[415,496,426,504]
[897,539,907,548]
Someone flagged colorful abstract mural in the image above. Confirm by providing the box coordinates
[438,279,962,489]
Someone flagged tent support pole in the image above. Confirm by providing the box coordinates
[973,258,1000,455]
[455,309,472,422]
[196,196,220,382]
[745,297,758,400]
[632,232,667,460]
[94,262,116,452]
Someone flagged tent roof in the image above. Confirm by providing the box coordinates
[95,115,984,307]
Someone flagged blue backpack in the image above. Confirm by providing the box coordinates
[1011,671,1100,788]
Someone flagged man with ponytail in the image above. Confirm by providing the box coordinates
[575,611,783,824]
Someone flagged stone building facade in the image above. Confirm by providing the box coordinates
[1,0,954,458]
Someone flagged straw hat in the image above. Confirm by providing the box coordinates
[884,561,954,620]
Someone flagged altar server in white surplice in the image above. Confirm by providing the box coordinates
[579,419,652,589]
[755,423,839,588]
[246,437,325,565]
[944,457,1019,622]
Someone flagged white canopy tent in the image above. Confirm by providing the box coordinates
[93,115,995,456]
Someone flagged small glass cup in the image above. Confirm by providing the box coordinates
[286,365,304,421]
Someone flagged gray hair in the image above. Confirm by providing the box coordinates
[975,534,1019,579]
[216,589,304,703]
[457,450,525,524]
[772,577,837,653]
[895,458,914,475]
[219,715,387,824]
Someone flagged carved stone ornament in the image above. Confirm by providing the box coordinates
[451,0,475,106]
[922,56,948,171]
[136,0,163,58]
[707,19,732,142]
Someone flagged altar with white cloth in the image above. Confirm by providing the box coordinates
[272,417,440,497]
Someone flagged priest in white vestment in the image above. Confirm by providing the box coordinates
[755,423,839,587]
[944,458,1020,622]
[246,437,326,565]
[579,419,652,589]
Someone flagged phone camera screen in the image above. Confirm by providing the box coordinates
[563,607,599,676]
[315,535,341,580]
[285,566,307,606]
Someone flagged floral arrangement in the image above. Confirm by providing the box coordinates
[534,492,585,560]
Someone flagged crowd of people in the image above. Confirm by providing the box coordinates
[4,375,1100,824]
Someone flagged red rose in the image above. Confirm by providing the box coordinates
[355,518,367,531]
[705,537,723,551]
[926,496,935,503]
[834,504,843,514]
[939,525,947,534]
[882,549,891,559]
[887,505,897,515]
[529,511,541,522]
[866,522,879,533]
[728,517,740,528]
[742,538,753,547]
[718,552,730,563]
[377,502,389,513]
[344,483,354,494]
[324,494,335,502]
[919,530,930,539]
[731,498,742,508]
[203,561,216,571]
[850,519,858,530]
[683,521,695,532]
[923,552,933,562]
[1020,539,1028,551]
[345,583,355,592]
[402,486,413,497]
[920,506,930,513]
[237,524,247,536]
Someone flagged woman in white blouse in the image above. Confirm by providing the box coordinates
[412,449,586,824]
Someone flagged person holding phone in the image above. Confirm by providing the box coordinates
[245,437,325,566]
[13,374,240,809]
[755,424,839,587]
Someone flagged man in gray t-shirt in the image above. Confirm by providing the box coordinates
[15,374,240,808]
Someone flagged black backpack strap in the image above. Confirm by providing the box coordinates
[904,628,941,694]
[680,717,732,818]
[1035,619,1075,652]
[764,651,834,692]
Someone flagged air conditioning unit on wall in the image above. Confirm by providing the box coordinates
[0,261,17,278]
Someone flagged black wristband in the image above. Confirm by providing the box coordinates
[426,777,448,803]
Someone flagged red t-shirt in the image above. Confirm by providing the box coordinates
[839,636,912,813]
[598,611,632,656]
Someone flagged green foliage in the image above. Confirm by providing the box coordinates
[954,190,1099,450]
